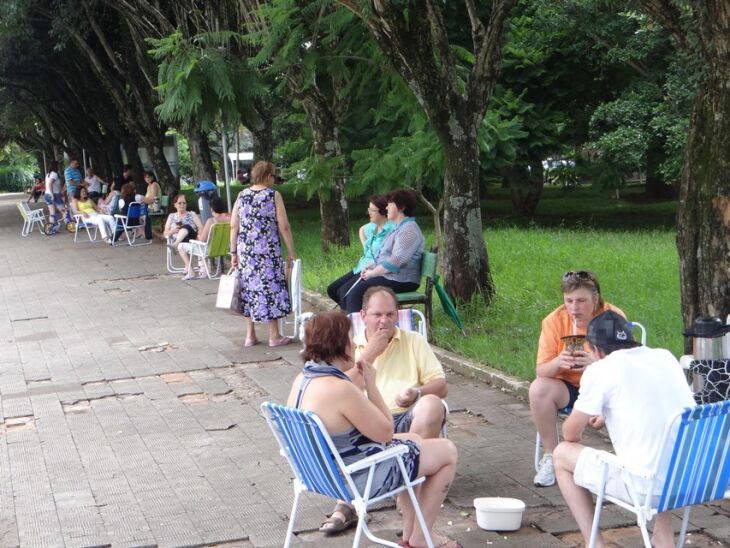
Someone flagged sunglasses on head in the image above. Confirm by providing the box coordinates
[562,270,594,282]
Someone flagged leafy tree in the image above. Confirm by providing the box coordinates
[338,0,517,304]
[637,0,730,336]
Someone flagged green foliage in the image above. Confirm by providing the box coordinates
[291,185,681,379]
[149,30,262,130]
[0,142,35,191]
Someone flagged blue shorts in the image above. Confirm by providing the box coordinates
[559,380,579,414]
[392,399,449,434]
[44,193,63,207]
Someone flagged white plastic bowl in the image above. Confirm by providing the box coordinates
[473,497,525,531]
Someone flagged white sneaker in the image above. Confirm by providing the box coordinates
[534,454,556,487]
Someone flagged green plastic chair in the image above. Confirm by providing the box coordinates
[395,251,437,335]
[189,222,231,279]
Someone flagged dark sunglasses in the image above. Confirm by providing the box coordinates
[562,270,594,282]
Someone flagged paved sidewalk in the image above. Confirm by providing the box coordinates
[0,194,728,547]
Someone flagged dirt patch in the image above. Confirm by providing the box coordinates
[449,410,491,427]
[5,416,36,432]
[160,372,192,384]
[63,401,91,414]
[104,288,131,295]
[139,342,176,353]
[178,393,208,404]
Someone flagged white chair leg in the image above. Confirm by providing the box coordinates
[283,489,301,548]
[589,463,609,548]
[676,507,691,548]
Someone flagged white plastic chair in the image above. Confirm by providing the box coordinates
[279,259,302,338]
[587,400,730,547]
[69,202,99,243]
[17,202,46,236]
[261,401,434,548]
[535,321,648,471]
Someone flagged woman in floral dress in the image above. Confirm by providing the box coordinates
[230,161,296,347]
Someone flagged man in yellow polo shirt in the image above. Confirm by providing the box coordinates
[319,285,449,535]
[354,286,448,436]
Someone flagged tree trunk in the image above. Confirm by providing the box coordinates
[249,115,274,162]
[300,90,349,251]
[122,136,146,193]
[441,136,495,302]
[504,161,544,217]
[674,1,730,350]
[186,125,216,182]
[677,84,730,337]
[645,138,669,199]
[142,134,178,197]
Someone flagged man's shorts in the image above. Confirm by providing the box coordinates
[574,447,658,506]
[559,380,580,413]
[44,193,63,207]
[392,398,449,434]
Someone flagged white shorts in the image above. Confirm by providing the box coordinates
[574,447,634,503]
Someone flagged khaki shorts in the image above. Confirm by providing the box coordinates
[574,447,634,503]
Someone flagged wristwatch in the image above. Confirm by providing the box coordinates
[415,388,422,401]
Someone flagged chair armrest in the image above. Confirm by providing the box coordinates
[595,451,654,480]
[189,239,204,245]
[114,214,125,219]
[343,444,409,474]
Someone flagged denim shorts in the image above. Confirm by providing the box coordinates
[44,193,63,207]
[560,380,580,413]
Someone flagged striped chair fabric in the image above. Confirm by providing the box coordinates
[261,401,433,548]
[349,308,427,340]
[588,399,730,548]
[657,399,730,512]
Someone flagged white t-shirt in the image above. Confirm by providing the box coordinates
[45,171,61,194]
[575,346,694,482]
[85,175,102,193]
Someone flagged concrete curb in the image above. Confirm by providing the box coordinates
[301,289,531,401]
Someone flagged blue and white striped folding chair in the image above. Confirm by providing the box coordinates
[535,321,648,472]
[261,401,434,548]
[588,400,730,548]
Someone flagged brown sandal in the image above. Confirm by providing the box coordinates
[319,502,357,535]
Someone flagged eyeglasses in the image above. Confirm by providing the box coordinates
[562,271,594,282]
[367,207,379,213]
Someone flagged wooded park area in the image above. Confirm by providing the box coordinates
[0,0,728,330]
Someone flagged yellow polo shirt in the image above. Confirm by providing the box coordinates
[354,327,445,414]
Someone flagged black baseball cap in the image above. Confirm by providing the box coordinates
[586,310,639,349]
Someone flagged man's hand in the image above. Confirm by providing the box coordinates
[394,386,418,408]
[588,415,605,430]
[361,327,390,362]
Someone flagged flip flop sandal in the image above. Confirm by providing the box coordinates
[269,337,293,347]
[319,502,357,535]
[244,338,259,347]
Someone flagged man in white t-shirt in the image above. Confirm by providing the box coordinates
[553,310,694,548]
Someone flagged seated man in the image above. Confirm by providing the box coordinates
[553,311,694,548]
[320,285,448,535]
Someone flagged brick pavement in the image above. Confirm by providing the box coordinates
[0,194,728,547]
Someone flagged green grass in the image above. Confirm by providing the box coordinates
[288,185,682,382]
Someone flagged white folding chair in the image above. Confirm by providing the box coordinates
[588,400,730,547]
[279,259,302,338]
[69,203,99,243]
[17,202,46,236]
[535,321,648,471]
[261,401,434,548]
[113,202,150,246]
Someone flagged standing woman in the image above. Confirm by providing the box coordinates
[140,170,161,240]
[230,161,296,347]
[326,195,394,307]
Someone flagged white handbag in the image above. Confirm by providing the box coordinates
[216,268,241,312]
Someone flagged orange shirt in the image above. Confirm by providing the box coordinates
[536,302,625,387]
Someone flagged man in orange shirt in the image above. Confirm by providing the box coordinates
[530,271,625,487]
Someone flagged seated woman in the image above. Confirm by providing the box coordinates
[342,188,423,313]
[327,194,394,308]
[164,193,204,273]
[72,187,116,243]
[530,270,625,487]
[177,197,231,280]
[287,312,460,548]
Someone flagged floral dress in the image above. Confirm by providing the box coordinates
[236,187,291,321]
